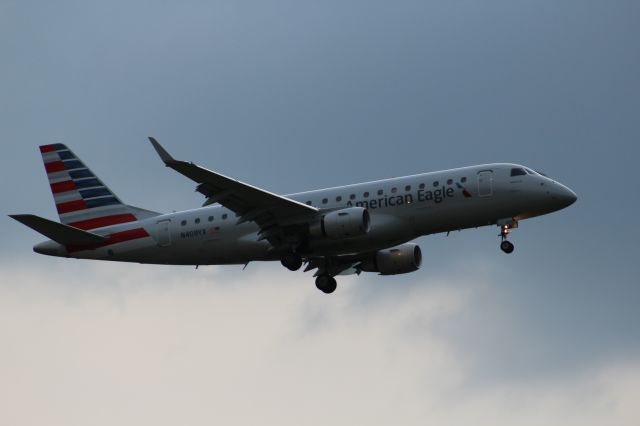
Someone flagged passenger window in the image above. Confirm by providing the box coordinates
[322,198,328,204]
[377,189,383,195]
[405,185,411,191]
[391,187,397,193]
[350,194,356,200]
[208,216,214,222]
[222,214,228,220]
[446,179,453,185]
[306,201,312,205]
[363,192,369,198]
[419,183,425,189]
[433,181,439,187]
[510,168,526,177]
[336,196,342,202]
[181,220,187,226]
[195,218,200,224]
[461,177,467,183]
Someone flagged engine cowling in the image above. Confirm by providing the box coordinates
[309,207,371,239]
[360,243,422,275]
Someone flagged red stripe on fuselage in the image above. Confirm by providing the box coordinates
[105,228,149,245]
[45,161,65,173]
[68,214,137,230]
[40,144,58,153]
[51,180,77,193]
[56,199,87,214]
[66,227,150,253]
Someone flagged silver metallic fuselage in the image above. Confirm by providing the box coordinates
[35,163,577,265]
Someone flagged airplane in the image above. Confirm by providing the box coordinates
[10,139,577,293]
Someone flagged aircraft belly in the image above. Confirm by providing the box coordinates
[412,195,519,235]
[196,234,272,264]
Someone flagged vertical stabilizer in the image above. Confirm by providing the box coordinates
[39,143,144,230]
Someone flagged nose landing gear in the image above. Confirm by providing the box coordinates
[498,219,517,254]
[500,239,514,254]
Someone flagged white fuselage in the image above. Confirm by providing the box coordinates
[34,163,576,265]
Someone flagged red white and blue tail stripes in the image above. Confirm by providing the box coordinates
[40,143,139,230]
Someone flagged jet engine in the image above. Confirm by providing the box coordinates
[360,243,422,275]
[309,207,371,239]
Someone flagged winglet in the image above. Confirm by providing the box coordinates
[148,137,176,164]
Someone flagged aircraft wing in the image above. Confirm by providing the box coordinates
[149,138,319,245]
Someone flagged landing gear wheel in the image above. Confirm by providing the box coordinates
[500,240,515,254]
[281,253,303,271]
[315,275,337,294]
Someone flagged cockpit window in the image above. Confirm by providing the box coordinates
[510,168,526,177]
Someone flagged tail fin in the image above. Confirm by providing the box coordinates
[39,143,157,230]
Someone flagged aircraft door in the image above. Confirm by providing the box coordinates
[156,219,172,247]
[477,170,493,197]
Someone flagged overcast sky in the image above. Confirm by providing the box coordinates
[1,1,639,425]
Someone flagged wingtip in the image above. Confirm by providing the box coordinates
[148,137,175,164]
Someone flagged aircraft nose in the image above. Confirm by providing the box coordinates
[565,187,578,205]
[555,184,577,208]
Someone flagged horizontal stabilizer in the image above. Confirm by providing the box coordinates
[9,214,107,245]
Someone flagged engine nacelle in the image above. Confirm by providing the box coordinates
[309,207,371,239]
[360,243,422,275]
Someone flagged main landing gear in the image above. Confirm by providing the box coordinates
[315,274,337,294]
[280,253,338,294]
[498,219,517,254]
[281,252,303,271]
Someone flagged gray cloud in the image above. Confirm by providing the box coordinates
[0,261,638,425]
